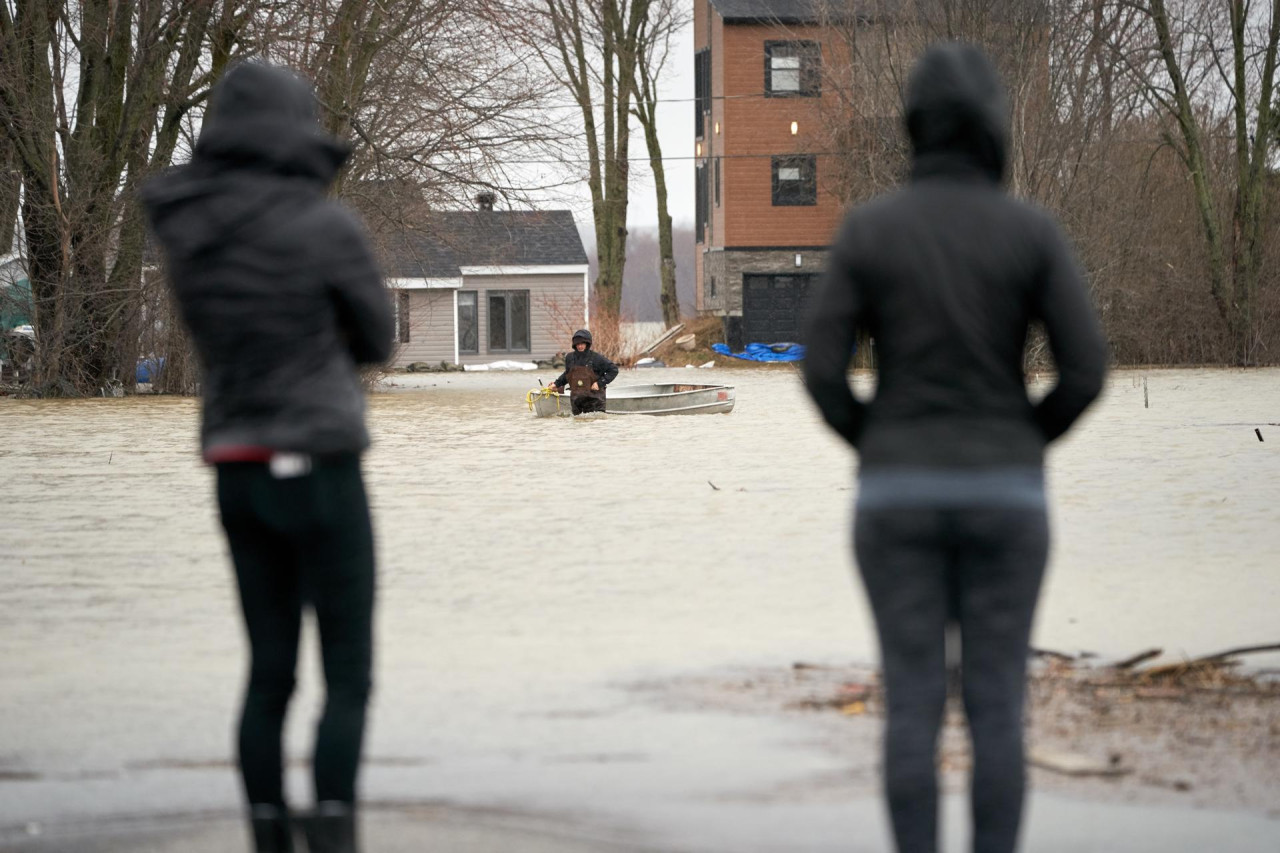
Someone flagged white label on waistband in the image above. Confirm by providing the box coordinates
[269,453,313,479]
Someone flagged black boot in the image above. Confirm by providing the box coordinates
[248,804,295,852]
[301,801,358,853]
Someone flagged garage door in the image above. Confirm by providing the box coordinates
[742,274,816,345]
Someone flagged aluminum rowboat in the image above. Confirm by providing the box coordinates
[530,383,735,417]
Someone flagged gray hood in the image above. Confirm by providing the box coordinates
[141,62,349,260]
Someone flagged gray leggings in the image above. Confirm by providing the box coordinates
[855,505,1049,853]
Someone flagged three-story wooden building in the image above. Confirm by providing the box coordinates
[694,0,845,349]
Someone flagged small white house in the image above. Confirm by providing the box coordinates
[380,198,589,368]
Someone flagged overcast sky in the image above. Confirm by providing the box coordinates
[523,18,696,235]
[631,18,696,230]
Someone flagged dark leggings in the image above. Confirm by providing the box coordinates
[855,506,1048,853]
[216,455,375,807]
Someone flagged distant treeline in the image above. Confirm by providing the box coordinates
[583,224,699,323]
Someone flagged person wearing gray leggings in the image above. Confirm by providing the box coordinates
[856,496,1048,852]
[803,44,1108,853]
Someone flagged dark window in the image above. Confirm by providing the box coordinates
[396,290,411,343]
[710,276,717,298]
[510,291,530,351]
[695,162,708,242]
[771,155,817,206]
[694,48,711,137]
[487,290,530,353]
[765,41,821,97]
[458,290,478,354]
[714,157,721,207]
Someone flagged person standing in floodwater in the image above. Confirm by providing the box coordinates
[550,329,619,414]
[142,63,393,853]
[802,44,1108,853]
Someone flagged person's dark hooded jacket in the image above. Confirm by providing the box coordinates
[141,62,393,457]
[803,43,1107,469]
[553,329,619,390]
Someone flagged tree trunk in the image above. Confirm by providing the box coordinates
[638,98,677,326]
[0,0,264,395]
[657,214,677,326]
[538,0,648,319]
[0,137,17,255]
[1145,0,1279,365]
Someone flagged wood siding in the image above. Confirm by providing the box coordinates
[391,289,456,366]
[463,273,586,365]
[694,1,846,315]
[718,21,843,248]
[388,272,587,367]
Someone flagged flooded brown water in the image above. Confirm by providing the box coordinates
[1,367,1278,847]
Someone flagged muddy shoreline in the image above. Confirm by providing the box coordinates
[634,651,1280,818]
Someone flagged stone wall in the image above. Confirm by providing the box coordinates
[699,247,829,315]
[699,247,829,350]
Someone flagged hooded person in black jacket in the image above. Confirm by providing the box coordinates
[142,62,392,853]
[550,329,619,414]
[803,45,1107,853]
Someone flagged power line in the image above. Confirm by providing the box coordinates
[498,152,846,164]
[533,91,839,110]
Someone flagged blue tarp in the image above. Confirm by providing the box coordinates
[136,356,166,384]
[711,342,806,362]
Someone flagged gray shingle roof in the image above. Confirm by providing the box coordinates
[710,0,1040,24]
[709,0,830,23]
[380,210,587,280]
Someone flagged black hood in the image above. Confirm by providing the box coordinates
[572,329,593,349]
[194,63,349,177]
[141,62,350,260]
[905,43,1008,184]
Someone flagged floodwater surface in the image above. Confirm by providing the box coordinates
[1,367,1277,849]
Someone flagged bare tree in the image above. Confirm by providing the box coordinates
[810,0,1280,365]
[258,0,571,230]
[632,0,687,327]
[0,0,263,396]
[0,0,570,395]
[1119,0,1280,364]
[519,0,653,315]
[815,0,1053,200]
[1,131,17,254]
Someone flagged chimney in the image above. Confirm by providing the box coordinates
[475,192,496,212]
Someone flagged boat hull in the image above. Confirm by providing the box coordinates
[531,383,735,418]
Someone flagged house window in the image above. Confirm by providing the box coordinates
[694,48,710,137]
[695,162,708,242]
[765,41,821,97]
[710,276,717,298]
[487,290,530,353]
[772,155,817,206]
[714,157,721,207]
[395,290,411,343]
[458,290,478,354]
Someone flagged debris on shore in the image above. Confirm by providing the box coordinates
[639,643,1280,813]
